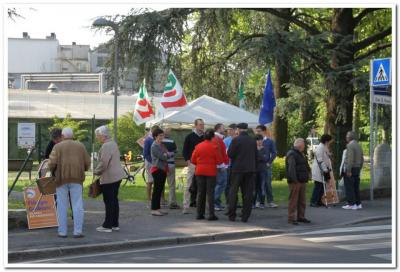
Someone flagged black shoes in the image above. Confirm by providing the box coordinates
[196,215,205,220]
[288,221,299,225]
[298,218,311,223]
[208,215,218,221]
[190,202,197,207]
[73,234,85,238]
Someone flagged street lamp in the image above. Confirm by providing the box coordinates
[93,17,119,144]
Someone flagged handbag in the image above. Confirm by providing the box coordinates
[88,178,102,198]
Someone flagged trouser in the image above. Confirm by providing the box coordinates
[310,181,324,205]
[224,168,232,205]
[101,180,121,229]
[227,172,255,221]
[183,163,196,209]
[166,164,177,205]
[190,176,198,206]
[151,169,167,210]
[253,170,266,205]
[214,169,228,207]
[344,167,361,205]
[196,175,217,217]
[288,182,307,222]
[265,166,274,203]
[56,183,84,235]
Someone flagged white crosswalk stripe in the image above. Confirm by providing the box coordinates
[303,232,390,243]
[299,224,392,262]
[371,253,392,261]
[335,242,391,251]
[301,225,391,235]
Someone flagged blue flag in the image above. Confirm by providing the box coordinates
[258,70,276,125]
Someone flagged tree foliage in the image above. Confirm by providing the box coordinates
[50,114,89,142]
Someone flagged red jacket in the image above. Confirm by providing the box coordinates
[212,136,229,165]
[191,140,222,176]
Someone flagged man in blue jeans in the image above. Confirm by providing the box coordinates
[48,128,91,238]
[213,123,229,211]
[256,125,278,208]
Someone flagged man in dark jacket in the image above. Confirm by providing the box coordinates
[45,128,62,159]
[226,123,257,222]
[182,118,204,214]
[285,138,311,225]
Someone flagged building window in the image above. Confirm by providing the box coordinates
[97,56,106,67]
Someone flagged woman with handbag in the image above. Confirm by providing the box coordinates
[94,126,126,232]
[310,134,334,207]
[150,128,174,216]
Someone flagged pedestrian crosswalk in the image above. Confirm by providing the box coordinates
[298,224,392,262]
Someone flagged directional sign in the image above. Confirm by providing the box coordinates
[371,58,391,86]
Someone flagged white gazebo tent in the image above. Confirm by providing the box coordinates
[147,95,259,128]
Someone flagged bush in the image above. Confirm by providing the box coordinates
[272,157,286,181]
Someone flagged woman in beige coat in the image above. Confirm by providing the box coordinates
[310,134,333,207]
[94,126,126,232]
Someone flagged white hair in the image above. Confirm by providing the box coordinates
[95,125,111,139]
[62,127,74,139]
[293,138,305,148]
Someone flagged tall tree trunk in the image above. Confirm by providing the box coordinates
[272,8,291,156]
[352,94,361,135]
[325,8,355,176]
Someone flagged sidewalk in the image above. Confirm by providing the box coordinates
[8,196,391,262]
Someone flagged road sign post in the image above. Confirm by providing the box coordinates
[369,58,391,201]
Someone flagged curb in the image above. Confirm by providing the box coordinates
[8,228,283,263]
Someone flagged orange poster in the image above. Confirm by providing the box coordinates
[23,187,58,229]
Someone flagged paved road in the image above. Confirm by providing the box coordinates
[29,220,392,265]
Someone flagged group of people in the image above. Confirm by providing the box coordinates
[286,131,364,225]
[143,119,279,223]
[44,120,364,237]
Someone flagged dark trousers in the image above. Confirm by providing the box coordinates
[190,176,198,206]
[310,181,324,205]
[196,175,217,217]
[101,180,121,228]
[288,182,306,222]
[151,169,167,210]
[227,172,255,221]
[344,167,361,205]
[224,168,232,205]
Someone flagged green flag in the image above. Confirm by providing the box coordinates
[238,81,245,109]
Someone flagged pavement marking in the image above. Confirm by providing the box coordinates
[303,232,391,243]
[334,242,391,251]
[371,253,392,261]
[300,225,391,235]
[26,233,286,263]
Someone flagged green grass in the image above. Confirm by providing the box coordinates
[8,165,372,209]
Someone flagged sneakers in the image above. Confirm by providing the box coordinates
[267,202,278,208]
[96,226,112,233]
[259,204,265,209]
[357,204,363,209]
[182,208,190,214]
[73,234,85,238]
[342,204,358,210]
[255,202,260,208]
[112,227,120,231]
[58,233,67,238]
[214,206,225,211]
[151,210,164,216]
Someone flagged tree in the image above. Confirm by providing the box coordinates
[50,114,89,142]
[108,112,145,155]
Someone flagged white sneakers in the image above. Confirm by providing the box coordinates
[342,204,362,210]
[96,226,112,232]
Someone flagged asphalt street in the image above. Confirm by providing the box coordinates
[29,220,392,265]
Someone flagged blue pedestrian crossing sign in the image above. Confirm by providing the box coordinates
[371,58,391,86]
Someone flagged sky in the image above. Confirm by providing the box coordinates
[7,4,164,49]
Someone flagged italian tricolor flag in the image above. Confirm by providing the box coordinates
[160,69,188,111]
[133,79,155,125]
